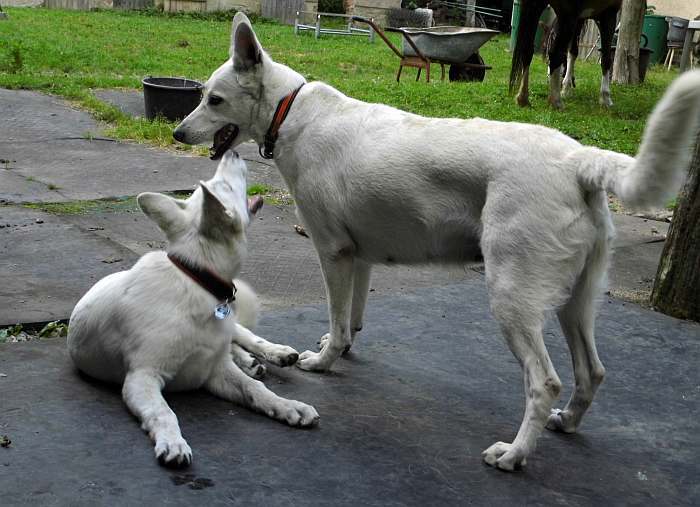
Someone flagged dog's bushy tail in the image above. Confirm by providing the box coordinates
[233,279,260,330]
[573,70,700,209]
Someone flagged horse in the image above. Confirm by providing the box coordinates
[510,0,623,109]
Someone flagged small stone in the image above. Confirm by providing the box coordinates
[153,170,159,173]
[35,219,44,224]
[0,373,7,378]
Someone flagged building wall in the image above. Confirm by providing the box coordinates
[212,0,260,13]
[4,0,45,6]
[347,0,401,26]
[45,0,112,8]
[161,0,258,13]
[652,0,700,20]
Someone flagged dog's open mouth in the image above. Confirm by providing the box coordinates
[210,124,239,161]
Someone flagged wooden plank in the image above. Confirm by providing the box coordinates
[262,0,304,25]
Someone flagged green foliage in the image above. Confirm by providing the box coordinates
[38,321,69,338]
[23,196,140,215]
[247,184,273,196]
[0,324,23,342]
[0,41,23,73]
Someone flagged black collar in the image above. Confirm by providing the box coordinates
[167,253,236,303]
[259,83,305,160]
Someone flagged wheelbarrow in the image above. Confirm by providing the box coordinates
[353,16,498,82]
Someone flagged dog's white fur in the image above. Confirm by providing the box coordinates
[173,13,700,471]
[67,151,319,468]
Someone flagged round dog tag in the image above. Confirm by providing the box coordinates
[214,303,231,320]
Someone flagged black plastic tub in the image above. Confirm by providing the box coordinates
[142,77,203,121]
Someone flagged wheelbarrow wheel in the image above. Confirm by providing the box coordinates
[449,53,486,82]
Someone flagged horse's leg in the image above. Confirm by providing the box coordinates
[598,8,617,108]
[548,14,577,110]
[562,20,584,97]
[511,0,547,107]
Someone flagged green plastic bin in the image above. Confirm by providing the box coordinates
[642,14,668,65]
[510,1,555,53]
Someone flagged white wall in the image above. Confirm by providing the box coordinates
[652,0,700,21]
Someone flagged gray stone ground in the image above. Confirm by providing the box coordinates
[1,88,697,505]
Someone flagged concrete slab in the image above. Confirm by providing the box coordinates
[0,201,476,326]
[94,89,146,118]
[0,205,139,325]
[0,89,285,204]
[0,192,671,325]
[1,283,698,506]
[92,87,286,190]
[612,213,669,247]
[608,214,669,300]
[0,168,63,204]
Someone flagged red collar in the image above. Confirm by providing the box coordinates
[259,83,305,160]
[167,253,237,303]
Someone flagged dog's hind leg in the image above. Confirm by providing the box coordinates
[122,370,192,468]
[206,359,319,427]
[233,324,299,367]
[350,259,372,346]
[547,236,608,433]
[482,306,561,471]
[480,254,562,470]
[231,342,267,379]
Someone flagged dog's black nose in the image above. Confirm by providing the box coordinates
[173,129,186,143]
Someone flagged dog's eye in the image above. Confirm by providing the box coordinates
[208,95,223,106]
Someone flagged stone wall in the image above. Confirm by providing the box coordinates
[44,0,112,9]
[346,0,401,26]
[652,0,700,21]
[4,0,45,6]
[161,0,258,13]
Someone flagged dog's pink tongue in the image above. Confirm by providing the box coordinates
[248,196,264,215]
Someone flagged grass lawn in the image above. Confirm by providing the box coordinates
[0,7,679,157]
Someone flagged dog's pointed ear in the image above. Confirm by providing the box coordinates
[200,181,243,234]
[137,192,187,234]
[230,17,262,70]
[230,12,250,51]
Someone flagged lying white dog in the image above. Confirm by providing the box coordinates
[173,13,700,471]
[67,150,319,468]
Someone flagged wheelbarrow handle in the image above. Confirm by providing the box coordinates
[352,16,404,59]
[385,27,429,62]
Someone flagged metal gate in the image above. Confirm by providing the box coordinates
[262,0,305,25]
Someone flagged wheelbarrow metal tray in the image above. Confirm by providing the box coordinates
[400,26,498,64]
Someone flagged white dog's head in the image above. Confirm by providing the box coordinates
[137,151,261,273]
[173,13,305,159]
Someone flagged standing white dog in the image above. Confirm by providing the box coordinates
[173,13,700,471]
[67,151,319,468]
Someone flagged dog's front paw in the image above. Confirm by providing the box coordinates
[296,350,333,372]
[482,441,526,471]
[318,333,352,354]
[264,345,299,367]
[317,333,330,351]
[271,400,320,428]
[155,436,192,468]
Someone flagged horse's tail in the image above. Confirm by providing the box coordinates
[572,70,700,209]
[509,0,548,94]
